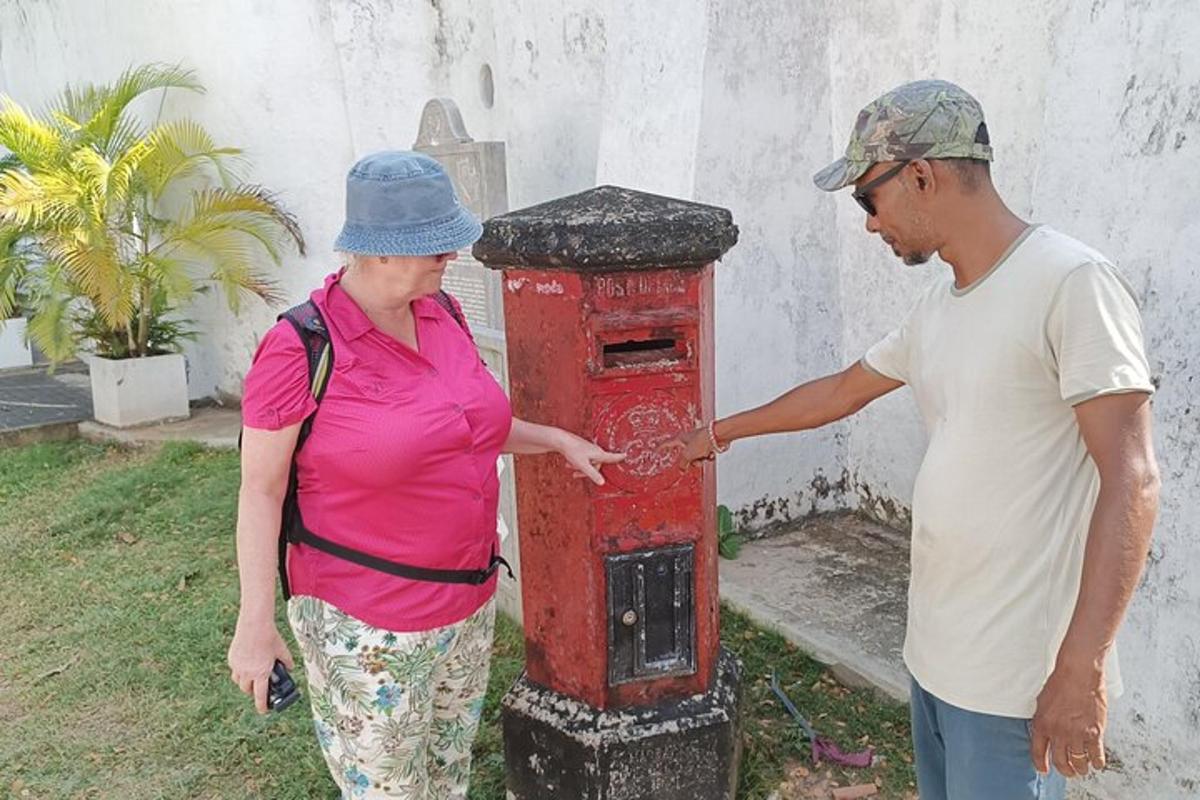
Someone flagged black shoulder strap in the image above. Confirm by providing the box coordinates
[279,300,334,412]
[433,289,472,339]
[434,289,489,370]
[275,300,333,601]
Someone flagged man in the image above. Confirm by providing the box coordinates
[669,80,1160,800]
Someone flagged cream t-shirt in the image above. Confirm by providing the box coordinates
[863,225,1154,717]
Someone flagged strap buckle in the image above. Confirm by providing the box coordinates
[480,554,514,584]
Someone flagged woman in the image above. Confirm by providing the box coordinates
[228,150,622,798]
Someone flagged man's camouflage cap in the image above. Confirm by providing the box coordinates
[813,79,993,191]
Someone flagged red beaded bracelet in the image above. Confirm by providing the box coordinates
[707,419,730,457]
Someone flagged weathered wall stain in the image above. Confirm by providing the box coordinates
[732,468,911,538]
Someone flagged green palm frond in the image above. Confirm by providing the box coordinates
[0,169,89,232]
[0,168,43,226]
[152,185,303,310]
[139,253,194,300]
[25,288,75,362]
[0,224,28,318]
[104,113,146,160]
[168,186,304,259]
[48,109,83,134]
[140,118,245,198]
[0,97,67,171]
[164,226,284,312]
[0,222,24,253]
[51,236,134,326]
[199,185,305,255]
[0,168,57,228]
[67,147,113,226]
[106,134,156,208]
[52,63,203,153]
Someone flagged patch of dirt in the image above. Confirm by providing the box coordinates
[771,761,918,800]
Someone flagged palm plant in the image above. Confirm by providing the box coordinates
[0,222,28,320]
[0,63,304,362]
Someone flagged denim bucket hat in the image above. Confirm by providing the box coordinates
[333,151,483,256]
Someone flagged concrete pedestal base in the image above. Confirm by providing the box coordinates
[502,648,742,800]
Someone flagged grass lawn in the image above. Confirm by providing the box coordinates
[0,440,915,799]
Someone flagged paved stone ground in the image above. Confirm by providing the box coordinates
[0,363,92,432]
[722,513,910,703]
[78,406,240,449]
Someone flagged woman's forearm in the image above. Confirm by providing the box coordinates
[234,488,286,628]
[502,417,570,455]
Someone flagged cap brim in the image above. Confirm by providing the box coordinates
[812,157,872,192]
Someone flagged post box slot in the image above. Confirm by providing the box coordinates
[602,336,685,369]
[606,545,696,685]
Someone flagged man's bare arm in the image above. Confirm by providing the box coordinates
[1030,391,1160,778]
[668,361,903,465]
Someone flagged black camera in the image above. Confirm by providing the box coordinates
[268,660,301,712]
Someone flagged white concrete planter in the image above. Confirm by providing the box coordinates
[0,317,33,369]
[88,353,190,428]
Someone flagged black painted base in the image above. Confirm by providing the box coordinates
[501,648,743,800]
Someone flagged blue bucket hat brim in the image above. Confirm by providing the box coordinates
[334,204,483,257]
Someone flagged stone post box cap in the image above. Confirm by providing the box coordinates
[473,185,738,270]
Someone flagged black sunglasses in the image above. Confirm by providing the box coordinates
[852,161,910,216]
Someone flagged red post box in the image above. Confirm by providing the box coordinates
[475,186,742,799]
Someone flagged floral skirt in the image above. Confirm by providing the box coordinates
[286,595,496,799]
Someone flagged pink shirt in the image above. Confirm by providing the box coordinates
[241,270,513,631]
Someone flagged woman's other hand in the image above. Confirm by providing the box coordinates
[228,620,295,714]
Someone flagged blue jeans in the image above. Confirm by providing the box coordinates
[911,678,1066,800]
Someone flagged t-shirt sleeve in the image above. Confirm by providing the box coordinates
[240,321,319,430]
[862,328,909,384]
[1047,262,1154,405]
[862,298,919,384]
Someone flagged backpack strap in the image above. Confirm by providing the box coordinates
[433,289,472,338]
[279,300,334,411]
[275,300,333,601]
[289,525,513,585]
[434,289,491,369]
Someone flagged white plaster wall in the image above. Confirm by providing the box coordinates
[593,0,709,199]
[3,0,1198,794]
[695,0,849,528]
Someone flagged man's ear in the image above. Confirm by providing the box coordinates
[911,159,934,193]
